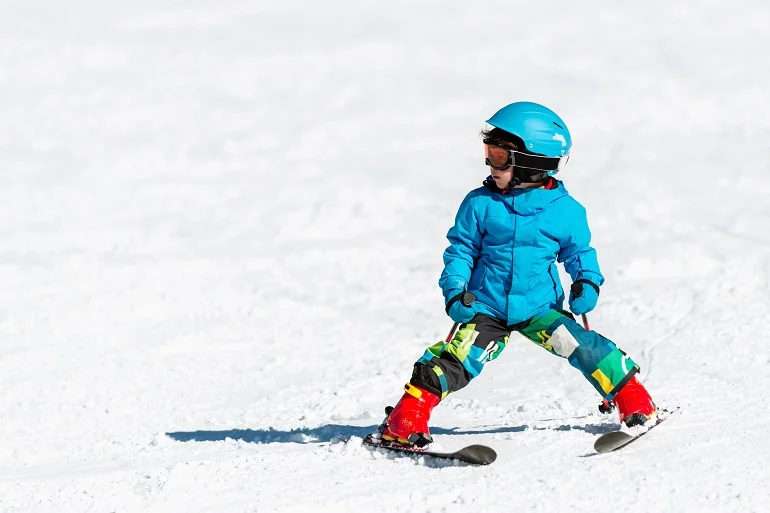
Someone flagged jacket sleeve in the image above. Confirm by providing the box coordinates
[438,193,483,303]
[556,202,605,287]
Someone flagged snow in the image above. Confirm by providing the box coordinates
[1,0,770,512]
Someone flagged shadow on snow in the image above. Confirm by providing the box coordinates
[166,421,613,444]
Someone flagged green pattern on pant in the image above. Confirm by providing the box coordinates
[417,311,639,401]
[519,310,640,400]
[424,324,509,373]
[418,321,510,398]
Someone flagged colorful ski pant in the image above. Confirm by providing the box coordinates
[411,310,639,401]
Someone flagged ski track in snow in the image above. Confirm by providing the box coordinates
[1,1,770,512]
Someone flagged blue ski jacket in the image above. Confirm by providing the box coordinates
[439,179,604,325]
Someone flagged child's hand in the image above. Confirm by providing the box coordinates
[448,301,476,323]
[569,280,600,315]
[445,291,477,323]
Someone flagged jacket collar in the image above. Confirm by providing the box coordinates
[483,177,568,215]
[482,176,558,194]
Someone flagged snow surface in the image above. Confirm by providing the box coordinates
[1,1,770,512]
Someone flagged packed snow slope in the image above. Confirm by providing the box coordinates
[2,1,769,512]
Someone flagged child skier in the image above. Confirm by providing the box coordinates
[378,101,657,448]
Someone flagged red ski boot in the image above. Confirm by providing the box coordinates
[612,375,657,428]
[379,383,440,447]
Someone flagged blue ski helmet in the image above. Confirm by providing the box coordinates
[486,102,572,158]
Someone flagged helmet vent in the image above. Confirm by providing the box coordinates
[552,121,564,129]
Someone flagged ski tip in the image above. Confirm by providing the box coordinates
[594,431,634,453]
[458,444,498,465]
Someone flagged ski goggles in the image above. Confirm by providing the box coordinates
[483,138,569,172]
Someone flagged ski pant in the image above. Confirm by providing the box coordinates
[411,310,639,401]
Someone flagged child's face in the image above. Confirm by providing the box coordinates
[490,167,514,189]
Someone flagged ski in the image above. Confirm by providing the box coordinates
[353,435,497,465]
[594,407,680,454]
